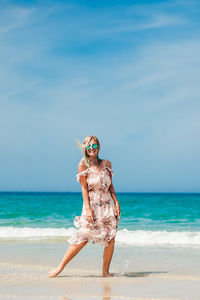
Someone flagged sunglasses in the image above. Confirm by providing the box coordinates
[86,143,98,151]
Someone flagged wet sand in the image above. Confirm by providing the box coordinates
[0,240,200,300]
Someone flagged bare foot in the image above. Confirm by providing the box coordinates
[102,272,114,277]
[48,266,63,277]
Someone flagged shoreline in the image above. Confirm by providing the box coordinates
[1,241,200,299]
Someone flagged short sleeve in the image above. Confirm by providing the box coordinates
[76,168,89,182]
[104,166,114,177]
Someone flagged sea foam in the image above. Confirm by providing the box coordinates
[0,226,200,247]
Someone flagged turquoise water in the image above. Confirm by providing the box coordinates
[0,192,200,246]
[1,192,200,230]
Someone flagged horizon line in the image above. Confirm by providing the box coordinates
[0,191,200,194]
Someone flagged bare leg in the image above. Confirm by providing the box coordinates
[102,237,115,277]
[48,240,88,277]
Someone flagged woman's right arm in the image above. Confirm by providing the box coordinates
[78,162,94,222]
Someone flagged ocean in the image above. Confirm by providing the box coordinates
[0,192,200,248]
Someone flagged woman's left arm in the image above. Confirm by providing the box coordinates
[106,160,121,220]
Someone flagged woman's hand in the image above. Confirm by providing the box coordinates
[85,206,94,223]
[115,201,121,221]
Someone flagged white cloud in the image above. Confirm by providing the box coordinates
[0,5,34,34]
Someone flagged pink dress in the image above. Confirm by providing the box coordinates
[68,164,119,247]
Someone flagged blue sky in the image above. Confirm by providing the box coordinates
[0,0,200,192]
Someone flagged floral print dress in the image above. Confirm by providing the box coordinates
[68,164,119,247]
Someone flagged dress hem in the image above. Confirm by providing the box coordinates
[68,234,116,248]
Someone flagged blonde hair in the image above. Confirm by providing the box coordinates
[75,135,101,167]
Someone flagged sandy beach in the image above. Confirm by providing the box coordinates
[1,240,200,300]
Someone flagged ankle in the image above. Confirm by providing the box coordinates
[58,264,64,271]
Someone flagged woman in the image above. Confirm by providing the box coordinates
[48,135,121,277]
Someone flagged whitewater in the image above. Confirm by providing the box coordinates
[1,226,200,247]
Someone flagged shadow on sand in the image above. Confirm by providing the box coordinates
[123,271,168,277]
[57,270,168,278]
